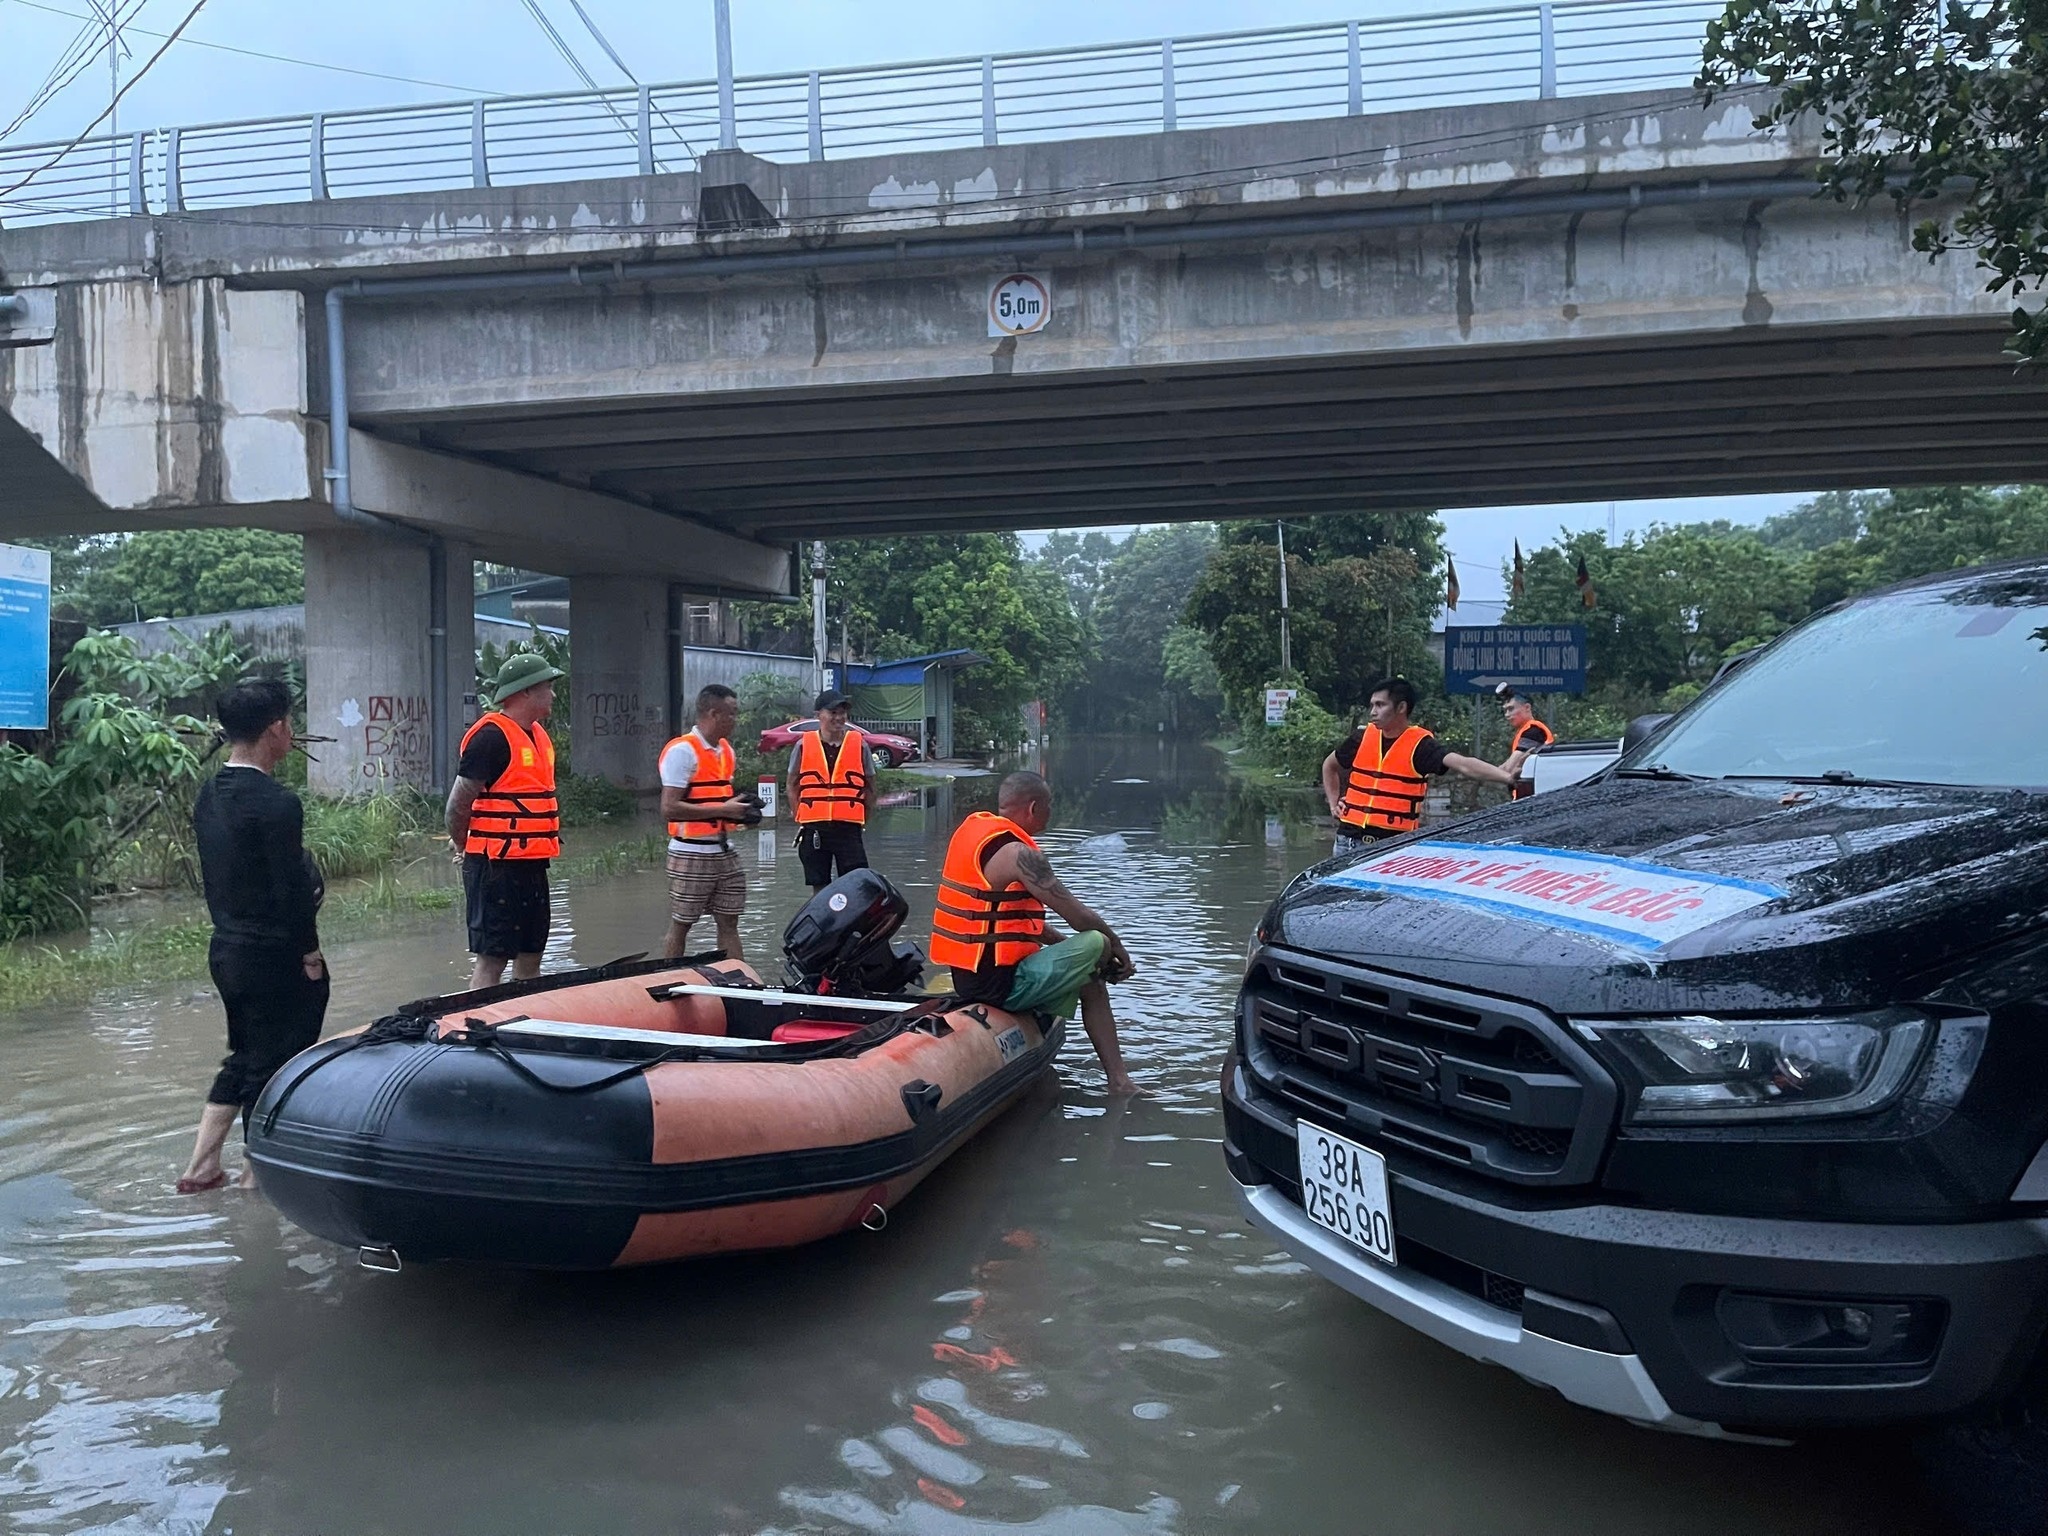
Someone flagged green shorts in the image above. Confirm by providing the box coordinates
[1002,931,1108,1020]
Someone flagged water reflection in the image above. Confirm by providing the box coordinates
[0,736,1942,1533]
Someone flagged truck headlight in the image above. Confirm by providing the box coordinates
[1576,1010,1931,1123]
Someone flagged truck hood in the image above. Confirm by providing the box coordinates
[1271,777,2048,1014]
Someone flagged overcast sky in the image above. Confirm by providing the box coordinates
[1,0,1810,598]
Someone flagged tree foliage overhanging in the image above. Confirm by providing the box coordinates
[1698,0,2048,361]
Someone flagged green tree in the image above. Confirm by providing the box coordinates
[1507,525,1810,701]
[1504,483,2048,718]
[1036,529,1125,625]
[807,533,1089,749]
[27,529,305,624]
[1188,512,1445,718]
[1699,0,2048,361]
[1757,491,1866,552]
[1058,523,1219,731]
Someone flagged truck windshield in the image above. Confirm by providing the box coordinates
[1620,568,2048,790]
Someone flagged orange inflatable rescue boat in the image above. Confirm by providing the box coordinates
[247,872,1060,1270]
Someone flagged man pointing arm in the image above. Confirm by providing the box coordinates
[1321,677,1515,857]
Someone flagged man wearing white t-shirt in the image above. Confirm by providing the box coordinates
[657,684,758,959]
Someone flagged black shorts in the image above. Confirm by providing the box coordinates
[796,822,869,889]
[206,940,329,1113]
[464,855,552,959]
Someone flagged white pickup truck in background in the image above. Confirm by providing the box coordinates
[1525,738,1623,794]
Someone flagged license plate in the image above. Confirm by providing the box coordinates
[1296,1121,1397,1267]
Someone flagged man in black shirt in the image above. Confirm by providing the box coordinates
[1320,677,1514,855]
[447,653,564,988]
[177,677,329,1193]
[1495,684,1556,799]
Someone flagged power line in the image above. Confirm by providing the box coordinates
[567,0,635,82]
[516,0,604,92]
[2,0,498,98]
[0,0,146,141]
[0,0,205,198]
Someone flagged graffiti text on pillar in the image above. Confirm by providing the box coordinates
[587,690,657,740]
[362,693,430,782]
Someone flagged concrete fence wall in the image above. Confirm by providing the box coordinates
[112,605,307,662]
[682,645,811,707]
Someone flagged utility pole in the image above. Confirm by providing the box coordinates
[810,540,829,697]
[101,0,121,215]
[714,0,737,150]
[1276,520,1292,679]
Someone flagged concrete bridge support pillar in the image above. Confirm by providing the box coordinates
[304,530,475,797]
[436,540,478,782]
[570,576,674,795]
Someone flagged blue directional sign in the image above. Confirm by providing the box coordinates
[1444,623,1587,696]
[0,542,52,729]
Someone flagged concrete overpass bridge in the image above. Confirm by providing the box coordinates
[2,3,2043,792]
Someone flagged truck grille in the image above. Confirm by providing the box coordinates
[1243,948,1616,1187]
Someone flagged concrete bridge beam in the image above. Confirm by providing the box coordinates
[344,433,787,592]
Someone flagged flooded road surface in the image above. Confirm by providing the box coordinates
[0,739,1940,1533]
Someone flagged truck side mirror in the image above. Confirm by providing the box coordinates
[1622,714,1671,754]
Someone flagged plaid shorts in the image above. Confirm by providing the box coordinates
[667,848,746,923]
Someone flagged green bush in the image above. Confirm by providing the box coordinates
[733,669,807,788]
[478,626,574,772]
[557,771,636,826]
[1238,685,1344,785]
[1,630,236,937]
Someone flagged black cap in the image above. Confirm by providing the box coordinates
[814,688,851,711]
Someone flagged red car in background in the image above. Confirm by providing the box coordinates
[756,718,922,769]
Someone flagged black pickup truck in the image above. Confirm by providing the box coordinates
[1223,556,2048,1512]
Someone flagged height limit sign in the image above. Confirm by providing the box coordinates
[988,273,1051,338]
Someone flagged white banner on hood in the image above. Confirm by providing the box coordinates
[1320,839,1785,952]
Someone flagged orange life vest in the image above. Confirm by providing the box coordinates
[1338,724,1429,835]
[793,728,868,826]
[664,731,737,846]
[460,713,560,860]
[1509,718,1555,800]
[930,812,1046,973]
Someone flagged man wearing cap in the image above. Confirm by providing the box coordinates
[447,652,563,989]
[786,689,879,892]
[1496,684,1555,800]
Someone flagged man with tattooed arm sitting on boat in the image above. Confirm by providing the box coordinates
[930,771,1141,1096]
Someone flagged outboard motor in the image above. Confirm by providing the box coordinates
[781,868,926,996]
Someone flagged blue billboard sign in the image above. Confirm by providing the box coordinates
[0,542,52,729]
[1444,623,1587,696]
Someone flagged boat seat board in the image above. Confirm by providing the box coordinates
[497,1020,778,1050]
[654,984,915,1014]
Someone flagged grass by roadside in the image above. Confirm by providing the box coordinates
[0,830,669,1015]
[1209,737,1324,798]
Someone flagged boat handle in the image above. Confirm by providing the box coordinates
[901,1079,944,1124]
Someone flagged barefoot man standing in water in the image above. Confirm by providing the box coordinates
[178,678,328,1193]
[930,771,1141,1095]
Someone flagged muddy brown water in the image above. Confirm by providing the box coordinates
[0,739,1940,1533]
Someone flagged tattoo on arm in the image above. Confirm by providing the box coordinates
[1015,848,1070,900]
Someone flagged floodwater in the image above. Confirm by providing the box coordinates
[0,737,1940,1534]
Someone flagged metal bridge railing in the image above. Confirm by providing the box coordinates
[0,0,1723,227]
